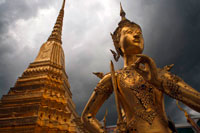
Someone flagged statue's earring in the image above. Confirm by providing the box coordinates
[110,49,120,62]
[110,33,120,62]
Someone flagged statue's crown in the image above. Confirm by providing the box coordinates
[110,3,140,61]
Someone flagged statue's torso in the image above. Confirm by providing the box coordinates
[116,67,171,132]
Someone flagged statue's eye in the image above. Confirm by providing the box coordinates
[124,30,133,34]
[127,31,133,34]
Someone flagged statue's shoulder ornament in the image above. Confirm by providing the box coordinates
[92,69,123,95]
[92,72,113,95]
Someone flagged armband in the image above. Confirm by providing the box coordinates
[161,78,182,100]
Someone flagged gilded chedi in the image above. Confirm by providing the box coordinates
[0,0,82,132]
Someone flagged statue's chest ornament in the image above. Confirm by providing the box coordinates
[118,68,158,125]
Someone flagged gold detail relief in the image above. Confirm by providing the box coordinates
[161,72,182,100]
[118,67,158,125]
[162,80,181,99]
[35,42,53,61]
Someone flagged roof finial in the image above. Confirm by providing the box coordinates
[47,0,66,44]
[120,2,126,21]
[62,0,66,10]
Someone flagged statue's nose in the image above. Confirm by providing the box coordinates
[134,35,140,39]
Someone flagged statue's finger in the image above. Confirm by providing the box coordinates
[135,57,147,66]
[135,57,142,64]
[134,67,147,78]
[136,54,153,63]
[136,54,149,59]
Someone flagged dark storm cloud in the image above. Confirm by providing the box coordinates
[0,0,54,34]
[0,0,56,96]
[0,0,200,127]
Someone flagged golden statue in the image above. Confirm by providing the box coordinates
[81,3,200,133]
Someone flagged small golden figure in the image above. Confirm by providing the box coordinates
[81,3,200,133]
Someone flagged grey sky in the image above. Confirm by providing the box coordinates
[0,0,200,125]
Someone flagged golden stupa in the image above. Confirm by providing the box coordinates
[0,0,87,132]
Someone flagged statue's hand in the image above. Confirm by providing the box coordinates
[132,54,161,87]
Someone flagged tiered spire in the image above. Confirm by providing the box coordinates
[0,0,83,132]
[48,0,66,44]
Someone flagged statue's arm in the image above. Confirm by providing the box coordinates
[81,74,113,133]
[157,69,200,112]
[133,54,200,112]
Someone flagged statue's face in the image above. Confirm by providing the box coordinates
[119,26,144,55]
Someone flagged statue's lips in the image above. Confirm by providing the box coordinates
[132,39,140,43]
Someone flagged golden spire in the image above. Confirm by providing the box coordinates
[120,2,126,21]
[48,0,66,44]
